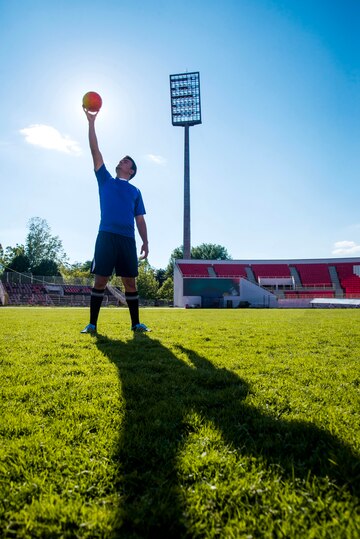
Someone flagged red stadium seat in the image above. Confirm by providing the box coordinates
[294,264,332,287]
[252,264,290,279]
[212,264,248,278]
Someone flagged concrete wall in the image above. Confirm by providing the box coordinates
[239,278,278,308]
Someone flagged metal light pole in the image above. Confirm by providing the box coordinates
[169,72,202,259]
[183,124,190,259]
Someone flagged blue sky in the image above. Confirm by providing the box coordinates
[0,0,359,269]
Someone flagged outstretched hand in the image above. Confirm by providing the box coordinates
[83,106,99,122]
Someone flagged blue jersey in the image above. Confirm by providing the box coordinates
[95,164,146,238]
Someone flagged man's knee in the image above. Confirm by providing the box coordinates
[94,275,109,289]
[122,277,136,292]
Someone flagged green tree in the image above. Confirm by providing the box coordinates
[155,268,167,287]
[60,261,92,281]
[137,260,159,300]
[25,217,67,270]
[157,277,173,301]
[32,259,61,276]
[6,254,31,273]
[165,243,232,280]
[191,243,232,261]
[0,244,26,269]
[0,244,31,274]
[164,246,184,280]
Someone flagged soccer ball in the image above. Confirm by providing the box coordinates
[82,91,102,112]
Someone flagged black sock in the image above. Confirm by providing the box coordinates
[90,288,105,326]
[125,291,140,327]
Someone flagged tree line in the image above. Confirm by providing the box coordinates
[0,218,231,301]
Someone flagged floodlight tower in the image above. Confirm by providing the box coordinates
[170,72,202,259]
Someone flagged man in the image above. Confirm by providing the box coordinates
[81,106,150,334]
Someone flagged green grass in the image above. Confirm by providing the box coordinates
[0,307,359,538]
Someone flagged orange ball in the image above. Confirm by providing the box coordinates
[82,91,102,112]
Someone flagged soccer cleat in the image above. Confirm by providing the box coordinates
[80,323,96,334]
[132,323,151,333]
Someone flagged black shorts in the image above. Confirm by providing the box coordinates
[91,231,138,277]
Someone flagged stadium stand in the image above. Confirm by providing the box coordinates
[2,281,122,306]
[252,264,291,279]
[285,290,335,299]
[334,262,360,297]
[293,263,332,287]
[173,258,360,308]
[3,283,51,305]
[212,264,248,278]
[177,263,215,277]
[63,285,92,295]
[2,258,360,308]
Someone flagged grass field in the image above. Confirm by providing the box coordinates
[0,307,359,538]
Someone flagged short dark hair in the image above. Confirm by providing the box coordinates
[126,155,137,180]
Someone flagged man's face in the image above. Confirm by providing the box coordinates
[116,157,134,179]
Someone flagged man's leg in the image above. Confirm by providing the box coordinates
[81,275,109,333]
[116,236,150,332]
[90,275,109,326]
[122,277,140,328]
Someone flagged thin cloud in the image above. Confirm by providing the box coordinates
[20,124,81,155]
[332,240,360,255]
[146,154,167,165]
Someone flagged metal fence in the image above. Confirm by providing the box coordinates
[1,272,94,286]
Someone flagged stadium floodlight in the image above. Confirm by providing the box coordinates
[170,72,202,127]
[169,72,202,259]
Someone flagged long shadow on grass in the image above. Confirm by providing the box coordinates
[95,333,359,537]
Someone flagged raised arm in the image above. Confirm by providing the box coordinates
[83,108,104,171]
